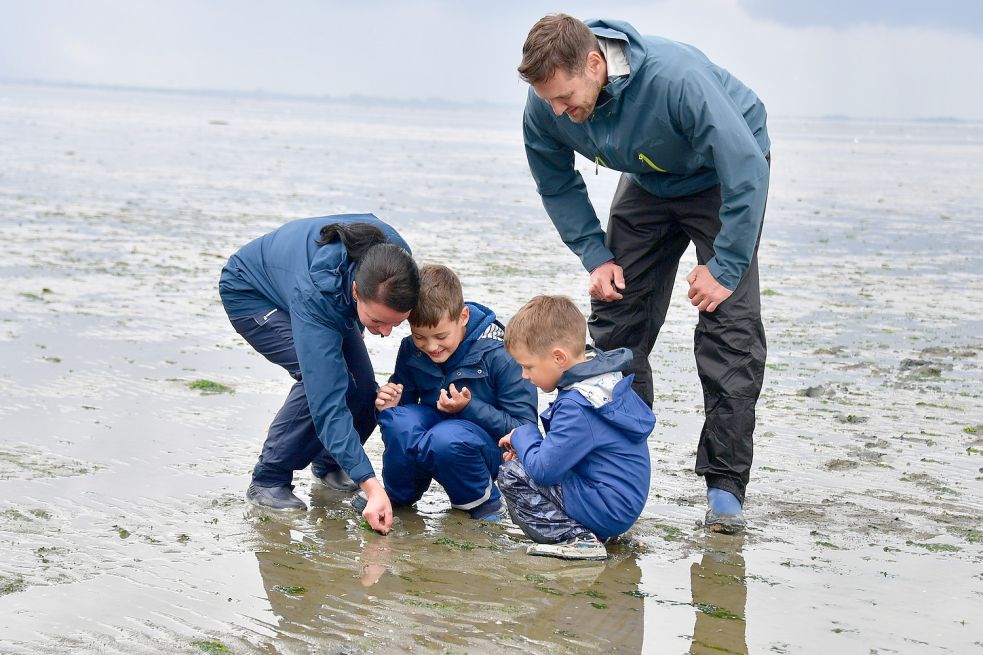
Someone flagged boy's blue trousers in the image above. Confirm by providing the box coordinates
[378,405,501,511]
[229,308,377,487]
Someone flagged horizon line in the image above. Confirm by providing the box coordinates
[1,77,979,125]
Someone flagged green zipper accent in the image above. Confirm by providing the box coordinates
[594,155,607,175]
[638,152,667,173]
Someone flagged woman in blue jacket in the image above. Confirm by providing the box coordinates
[219,214,419,533]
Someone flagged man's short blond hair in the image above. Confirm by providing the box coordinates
[505,295,586,356]
[518,14,599,84]
[409,264,464,327]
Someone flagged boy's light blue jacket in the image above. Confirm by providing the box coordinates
[218,214,411,484]
[510,348,654,541]
[389,302,538,438]
[523,19,770,290]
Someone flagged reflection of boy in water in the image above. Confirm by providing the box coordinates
[498,295,655,560]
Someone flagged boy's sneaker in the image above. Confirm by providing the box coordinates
[527,535,607,560]
[246,483,307,511]
[350,490,369,513]
[469,497,506,521]
[312,468,358,492]
[705,487,746,534]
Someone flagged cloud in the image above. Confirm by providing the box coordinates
[738,0,983,37]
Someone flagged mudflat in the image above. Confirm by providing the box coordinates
[1,83,981,654]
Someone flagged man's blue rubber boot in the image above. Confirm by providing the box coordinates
[246,483,307,511]
[705,487,746,534]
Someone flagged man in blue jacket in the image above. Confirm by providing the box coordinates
[368,264,539,520]
[518,15,770,533]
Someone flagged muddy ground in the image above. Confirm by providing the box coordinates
[0,83,981,654]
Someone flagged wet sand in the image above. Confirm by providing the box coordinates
[1,83,981,653]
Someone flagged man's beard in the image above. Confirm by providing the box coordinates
[569,76,604,124]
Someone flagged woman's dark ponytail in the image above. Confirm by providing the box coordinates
[319,221,420,313]
[317,222,387,261]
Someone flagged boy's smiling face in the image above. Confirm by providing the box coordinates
[411,306,469,364]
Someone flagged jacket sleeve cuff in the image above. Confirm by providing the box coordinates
[511,424,542,458]
[706,257,739,292]
[583,248,617,274]
[348,458,376,485]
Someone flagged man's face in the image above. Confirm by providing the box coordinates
[531,68,604,124]
[410,308,469,364]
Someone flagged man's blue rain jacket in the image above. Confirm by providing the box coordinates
[218,214,411,484]
[523,19,770,290]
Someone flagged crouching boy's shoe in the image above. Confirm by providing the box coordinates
[705,488,746,534]
[312,468,358,492]
[469,497,506,521]
[527,535,607,561]
[246,483,307,511]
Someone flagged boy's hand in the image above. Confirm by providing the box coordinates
[499,431,516,462]
[375,383,403,411]
[437,383,471,413]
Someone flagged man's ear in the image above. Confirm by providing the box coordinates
[586,50,605,77]
[458,305,470,326]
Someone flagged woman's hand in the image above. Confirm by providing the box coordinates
[359,477,393,534]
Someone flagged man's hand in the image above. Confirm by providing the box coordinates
[360,477,393,535]
[499,431,516,462]
[437,383,471,413]
[588,260,626,302]
[686,265,733,313]
[375,383,403,412]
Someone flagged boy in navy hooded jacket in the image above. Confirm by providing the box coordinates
[498,295,654,560]
[370,265,539,520]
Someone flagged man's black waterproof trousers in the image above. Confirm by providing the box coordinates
[588,173,768,503]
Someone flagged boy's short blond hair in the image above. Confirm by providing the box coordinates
[505,295,586,356]
[409,264,465,327]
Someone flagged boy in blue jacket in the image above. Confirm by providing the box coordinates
[498,295,655,560]
[368,264,539,520]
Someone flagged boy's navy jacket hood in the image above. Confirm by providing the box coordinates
[522,18,770,291]
[388,301,538,439]
[217,214,411,485]
[443,302,499,371]
[556,346,632,387]
[509,347,655,540]
[556,347,651,444]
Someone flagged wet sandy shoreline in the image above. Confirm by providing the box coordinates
[1,82,981,653]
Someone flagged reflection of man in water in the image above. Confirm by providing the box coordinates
[690,539,748,654]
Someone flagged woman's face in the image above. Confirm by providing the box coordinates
[355,296,410,337]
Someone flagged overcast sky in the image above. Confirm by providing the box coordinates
[2,0,982,120]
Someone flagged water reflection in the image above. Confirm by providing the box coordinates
[690,535,748,655]
[248,502,647,652]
